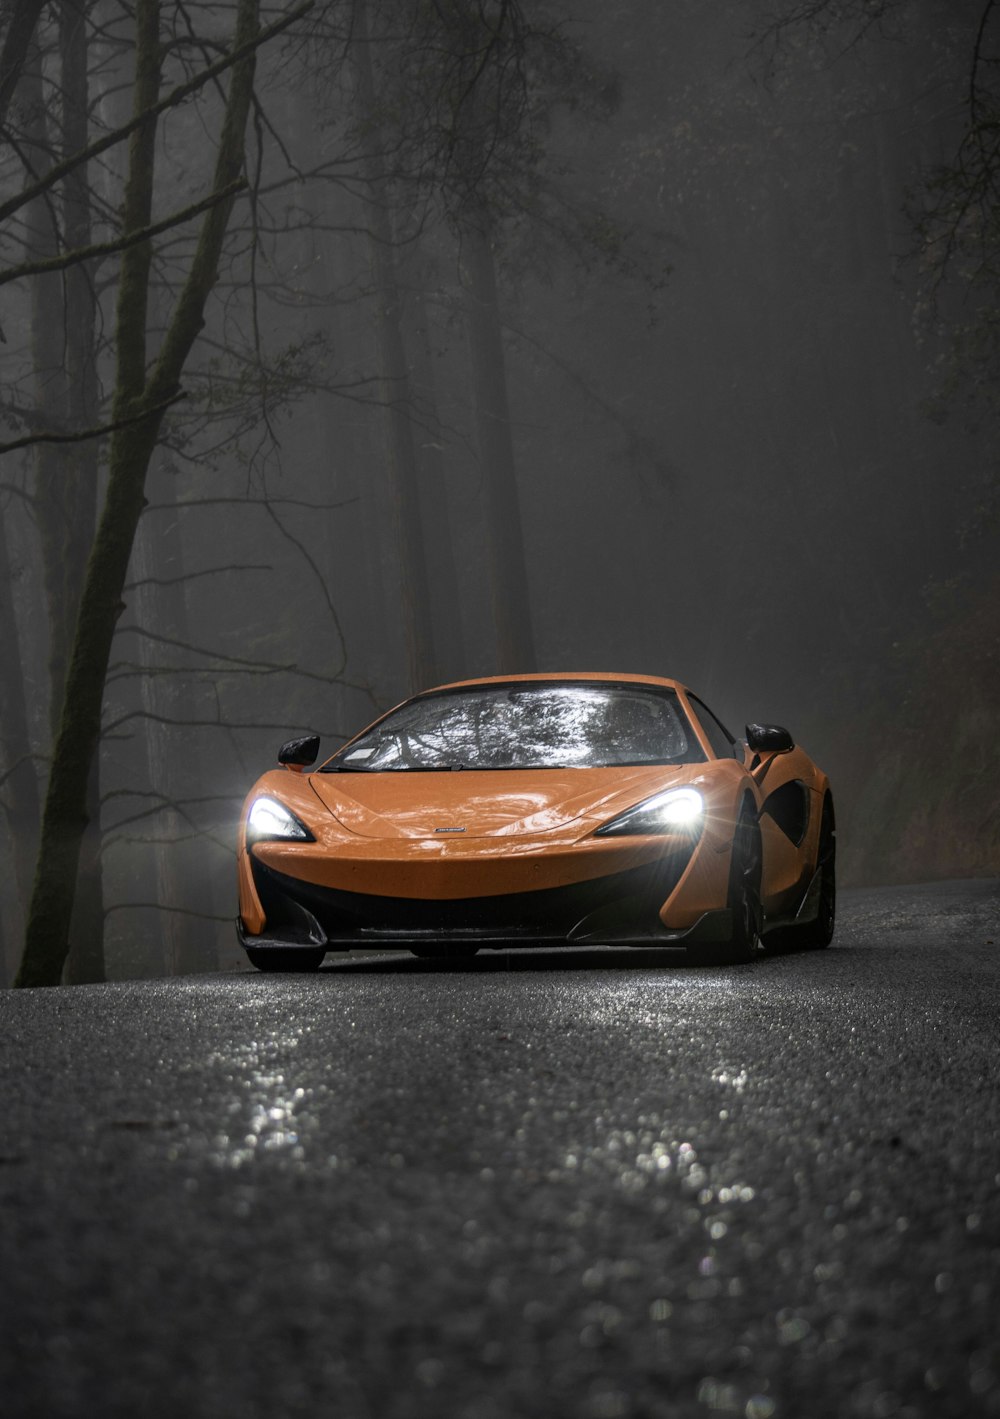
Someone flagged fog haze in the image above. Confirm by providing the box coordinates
[1,0,996,984]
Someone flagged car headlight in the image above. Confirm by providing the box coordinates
[246,796,314,843]
[595,787,704,837]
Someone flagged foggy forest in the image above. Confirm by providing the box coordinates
[1,0,997,988]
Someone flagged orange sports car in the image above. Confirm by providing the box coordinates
[236,673,835,971]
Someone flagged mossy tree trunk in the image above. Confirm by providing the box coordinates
[15,0,261,988]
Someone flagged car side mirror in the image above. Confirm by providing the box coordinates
[746,723,794,753]
[278,734,320,768]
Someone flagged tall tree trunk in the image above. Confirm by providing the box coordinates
[66,754,105,982]
[61,0,106,983]
[460,211,535,673]
[0,0,47,131]
[22,49,71,713]
[20,25,106,983]
[0,898,9,986]
[0,57,51,976]
[0,510,40,926]
[408,287,466,681]
[59,0,100,614]
[353,0,437,694]
[16,0,261,988]
[132,458,222,977]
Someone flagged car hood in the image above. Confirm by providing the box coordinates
[307,765,694,840]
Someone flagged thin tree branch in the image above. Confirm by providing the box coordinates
[142,494,360,512]
[101,708,344,735]
[0,391,186,455]
[970,0,997,126]
[0,480,38,508]
[0,0,46,134]
[0,179,246,288]
[0,0,313,227]
[103,901,232,921]
[111,625,365,689]
[0,751,46,792]
[124,563,272,589]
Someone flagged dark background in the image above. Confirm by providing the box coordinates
[1,0,997,984]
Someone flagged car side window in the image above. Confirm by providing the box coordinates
[689,696,740,760]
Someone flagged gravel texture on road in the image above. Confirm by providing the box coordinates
[1,879,998,1419]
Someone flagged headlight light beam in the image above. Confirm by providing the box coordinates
[246,796,313,843]
[595,787,704,837]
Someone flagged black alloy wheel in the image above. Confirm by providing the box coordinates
[788,794,836,949]
[245,946,326,972]
[690,803,764,966]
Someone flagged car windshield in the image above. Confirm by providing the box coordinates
[323,682,704,772]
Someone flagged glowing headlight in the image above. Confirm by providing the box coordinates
[595,787,704,837]
[246,796,312,843]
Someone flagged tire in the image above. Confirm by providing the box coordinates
[784,795,836,950]
[245,946,326,972]
[690,803,764,966]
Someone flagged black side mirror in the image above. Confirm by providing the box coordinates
[746,723,794,754]
[278,734,320,767]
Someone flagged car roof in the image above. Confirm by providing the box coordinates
[419,672,692,696]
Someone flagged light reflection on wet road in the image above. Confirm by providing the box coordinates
[1,879,998,1419]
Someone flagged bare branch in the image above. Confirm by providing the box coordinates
[143,494,360,513]
[0,392,187,456]
[103,901,232,922]
[0,480,38,508]
[102,788,237,805]
[113,627,293,670]
[970,0,998,124]
[0,1,313,227]
[0,751,46,792]
[111,625,365,690]
[101,707,346,736]
[0,179,246,288]
[123,563,272,589]
[0,0,46,134]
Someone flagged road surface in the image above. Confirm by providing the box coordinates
[1,879,998,1419]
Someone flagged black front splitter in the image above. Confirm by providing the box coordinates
[235,908,734,954]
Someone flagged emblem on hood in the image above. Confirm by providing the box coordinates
[434,826,466,833]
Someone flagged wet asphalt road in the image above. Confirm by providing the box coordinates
[1,879,999,1419]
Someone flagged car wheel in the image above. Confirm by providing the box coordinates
[690,803,763,966]
[245,947,325,972]
[786,795,836,950]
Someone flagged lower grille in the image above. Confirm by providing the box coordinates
[250,846,694,946]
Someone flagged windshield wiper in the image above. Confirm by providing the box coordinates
[380,763,468,772]
[322,762,470,773]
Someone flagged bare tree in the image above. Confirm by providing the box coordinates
[0,508,39,930]
[0,0,46,133]
[14,0,271,988]
[759,0,1000,410]
[343,0,590,675]
[357,0,621,674]
[459,204,535,672]
[351,0,438,692]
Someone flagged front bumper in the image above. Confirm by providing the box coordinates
[239,841,710,951]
